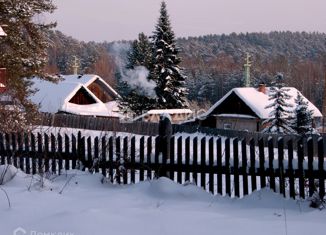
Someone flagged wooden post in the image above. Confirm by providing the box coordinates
[157,114,172,177]
[268,137,276,192]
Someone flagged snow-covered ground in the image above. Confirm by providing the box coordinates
[0,166,325,235]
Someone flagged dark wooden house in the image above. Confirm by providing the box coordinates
[198,85,323,132]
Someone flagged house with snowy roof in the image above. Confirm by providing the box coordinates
[197,84,323,132]
[30,74,122,118]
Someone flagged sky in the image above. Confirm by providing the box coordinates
[48,0,326,42]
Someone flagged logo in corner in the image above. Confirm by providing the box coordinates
[13,227,27,235]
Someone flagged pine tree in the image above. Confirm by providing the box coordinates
[263,73,295,134]
[126,33,153,71]
[119,33,156,115]
[152,1,188,109]
[0,0,57,132]
[292,91,316,135]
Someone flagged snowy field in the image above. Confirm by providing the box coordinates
[0,166,325,235]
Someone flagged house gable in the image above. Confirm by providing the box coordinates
[69,87,97,105]
[87,78,116,103]
[208,92,259,118]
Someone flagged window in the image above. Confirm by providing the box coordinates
[223,123,232,130]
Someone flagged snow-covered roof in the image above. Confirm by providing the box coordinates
[203,87,322,119]
[133,109,193,122]
[63,74,120,97]
[0,26,6,36]
[215,114,257,119]
[147,109,193,115]
[30,74,121,117]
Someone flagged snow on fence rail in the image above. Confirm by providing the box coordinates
[0,131,325,200]
[36,112,159,136]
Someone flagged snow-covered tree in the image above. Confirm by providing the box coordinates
[0,0,57,132]
[263,73,295,134]
[126,33,153,71]
[291,91,316,135]
[152,1,188,109]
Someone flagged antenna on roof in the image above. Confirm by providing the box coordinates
[243,53,252,87]
[72,56,79,75]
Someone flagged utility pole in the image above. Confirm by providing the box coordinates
[244,53,252,87]
[72,56,79,75]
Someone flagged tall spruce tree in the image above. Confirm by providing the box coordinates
[119,33,156,115]
[152,1,188,109]
[263,73,295,134]
[0,0,57,132]
[292,91,316,135]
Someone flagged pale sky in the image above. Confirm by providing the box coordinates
[48,0,326,42]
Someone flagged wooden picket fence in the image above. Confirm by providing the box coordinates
[0,131,325,200]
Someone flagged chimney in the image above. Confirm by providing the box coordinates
[258,83,266,94]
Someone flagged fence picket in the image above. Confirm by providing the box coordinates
[101,136,107,177]
[241,139,248,196]
[318,137,325,199]
[116,136,121,184]
[12,133,17,168]
[249,138,256,192]
[278,138,285,197]
[177,136,182,184]
[64,134,70,170]
[307,138,314,197]
[268,138,275,192]
[87,137,92,170]
[147,137,152,180]
[201,137,206,190]
[31,133,36,174]
[108,136,114,182]
[185,137,190,182]
[57,134,63,175]
[17,133,24,171]
[94,137,99,173]
[50,134,56,173]
[233,138,240,197]
[258,138,266,188]
[287,140,295,199]
[37,133,43,174]
[24,133,30,174]
[225,138,231,197]
[130,136,136,183]
[209,137,214,194]
[123,137,128,184]
[5,133,11,165]
[170,136,175,181]
[139,137,145,181]
[217,138,222,195]
[297,138,305,199]
[71,134,77,169]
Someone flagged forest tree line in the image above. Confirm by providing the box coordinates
[46,30,326,111]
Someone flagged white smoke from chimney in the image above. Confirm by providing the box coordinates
[110,42,157,98]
